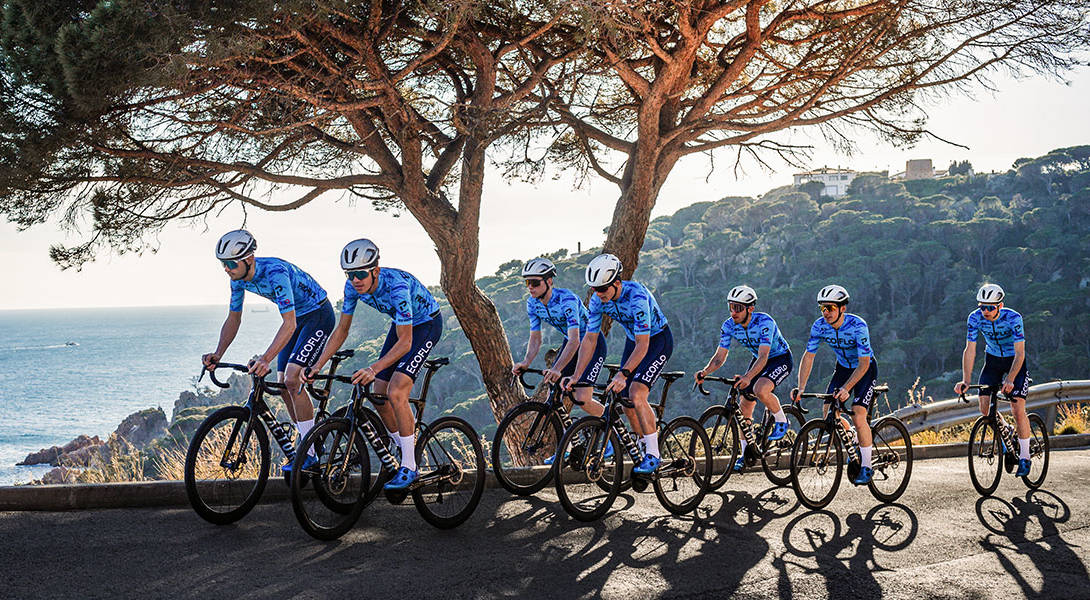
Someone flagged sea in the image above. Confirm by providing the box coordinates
[0,305,283,485]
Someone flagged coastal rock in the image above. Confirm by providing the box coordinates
[38,466,80,484]
[112,407,168,449]
[173,372,252,422]
[17,434,102,466]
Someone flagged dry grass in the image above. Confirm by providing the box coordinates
[63,437,147,484]
[910,423,971,446]
[1055,403,1090,435]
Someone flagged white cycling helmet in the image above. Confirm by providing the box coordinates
[817,284,850,304]
[341,238,380,270]
[215,229,257,260]
[521,258,556,279]
[727,285,758,305]
[585,253,623,287]
[976,283,1005,304]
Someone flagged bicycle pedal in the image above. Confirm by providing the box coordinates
[384,488,409,505]
[1003,452,1017,474]
[631,476,650,492]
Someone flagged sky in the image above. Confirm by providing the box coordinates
[3,69,1090,311]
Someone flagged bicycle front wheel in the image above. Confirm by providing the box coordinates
[790,420,844,510]
[968,417,1003,497]
[412,416,486,529]
[868,416,913,503]
[1022,413,1050,490]
[291,419,370,541]
[698,405,740,491]
[184,406,270,525]
[554,416,621,522]
[653,416,712,515]
[492,402,562,496]
[761,405,806,487]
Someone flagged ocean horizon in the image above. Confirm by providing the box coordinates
[0,305,283,485]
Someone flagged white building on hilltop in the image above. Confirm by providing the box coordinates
[793,167,856,198]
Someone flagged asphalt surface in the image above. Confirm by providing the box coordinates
[3,450,1089,600]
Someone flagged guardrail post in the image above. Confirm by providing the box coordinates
[1044,404,1058,432]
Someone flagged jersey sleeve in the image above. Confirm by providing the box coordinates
[805,319,823,353]
[854,318,874,359]
[265,264,296,314]
[755,314,774,348]
[966,311,980,342]
[586,296,603,334]
[630,285,652,336]
[341,281,359,315]
[388,278,414,326]
[718,320,733,349]
[228,280,245,312]
[1010,312,1025,342]
[526,298,541,332]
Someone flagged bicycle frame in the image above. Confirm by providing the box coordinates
[698,375,807,454]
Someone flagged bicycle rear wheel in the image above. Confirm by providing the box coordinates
[790,420,843,510]
[492,402,562,496]
[868,416,913,503]
[698,405,740,491]
[412,416,486,529]
[653,416,711,515]
[1022,413,1050,490]
[184,406,270,525]
[554,416,622,521]
[290,419,370,540]
[761,405,805,487]
[968,417,1003,497]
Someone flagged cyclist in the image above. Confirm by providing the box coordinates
[564,253,672,475]
[202,230,334,474]
[511,258,610,463]
[953,283,1032,477]
[694,285,793,473]
[792,285,877,485]
[305,239,443,490]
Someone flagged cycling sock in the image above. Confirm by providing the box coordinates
[739,439,748,455]
[859,445,872,468]
[297,419,316,457]
[385,425,398,448]
[642,434,659,458]
[398,435,417,471]
[773,410,787,423]
[1018,438,1030,460]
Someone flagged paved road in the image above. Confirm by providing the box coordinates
[3,450,1089,599]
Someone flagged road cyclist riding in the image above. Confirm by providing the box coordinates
[694,285,805,488]
[552,253,711,520]
[955,283,1049,495]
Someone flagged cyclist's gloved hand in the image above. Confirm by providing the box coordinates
[248,357,271,377]
[790,387,801,402]
[1001,379,1015,396]
[351,366,377,386]
[693,370,705,383]
[302,366,316,383]
[736,374,752,390]
[953,381,968,396]
[833,387,850,403]
[543,367,562,384]
[202,352,220,370]
[511,361,528,377]
[560,376,573,392]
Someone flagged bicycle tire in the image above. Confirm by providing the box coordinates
[554,416,622,521]
[867,416,913,503]
[790,419,844,510]
[1022,413,1050,490]
[492,402,562,496]
[290,418,370,540]
[761,404,805,487]
[653,416,712,515]
[412,416,486,529]
[697,405,740,491]
[968,417,1003,496]
[184,406,270,525]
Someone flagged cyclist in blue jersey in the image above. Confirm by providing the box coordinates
[695,285,793,473]
[563,253,672,475]
[792,285,877,485]
[954,283,1033,477]
[202,230,335,474]
[304,239,443,490]
[511,258,609,463]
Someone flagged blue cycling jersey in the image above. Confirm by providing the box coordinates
[719,312,791,359]
[527,287,588,339]
[587,280,668,341]
[967,307,1024,357]
[342,267,440,326]
[229,257,327,315]
[805,313,876,368]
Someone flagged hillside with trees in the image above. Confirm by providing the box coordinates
[338,146,1090,436]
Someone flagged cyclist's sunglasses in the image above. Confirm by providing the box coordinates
[729,302,750,313]
[978,304,999,312]
[592,283,613,293]
[525,278,544,288]
[220,259,241,269]
[346,268,374,281]
[819,304,840,314]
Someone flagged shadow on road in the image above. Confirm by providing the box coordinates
[975,490,1088,599]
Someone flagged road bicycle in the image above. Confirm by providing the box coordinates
[790,385,913,510]
[290,356,486,540]
[695,375,807,490]
[183,350,354,525]
[961,383,1049,496]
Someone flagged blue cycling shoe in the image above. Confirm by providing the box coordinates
[383,466,418,490]
[282,454,318,474]
[1016,458,1032,477]
[633,454,662,475]
[852,466,873,485]
[731,457,745,473]
[767,421,790,442]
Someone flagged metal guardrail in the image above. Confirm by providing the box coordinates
[888,379,1090,435]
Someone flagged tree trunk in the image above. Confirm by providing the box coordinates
[602,145,679,276]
